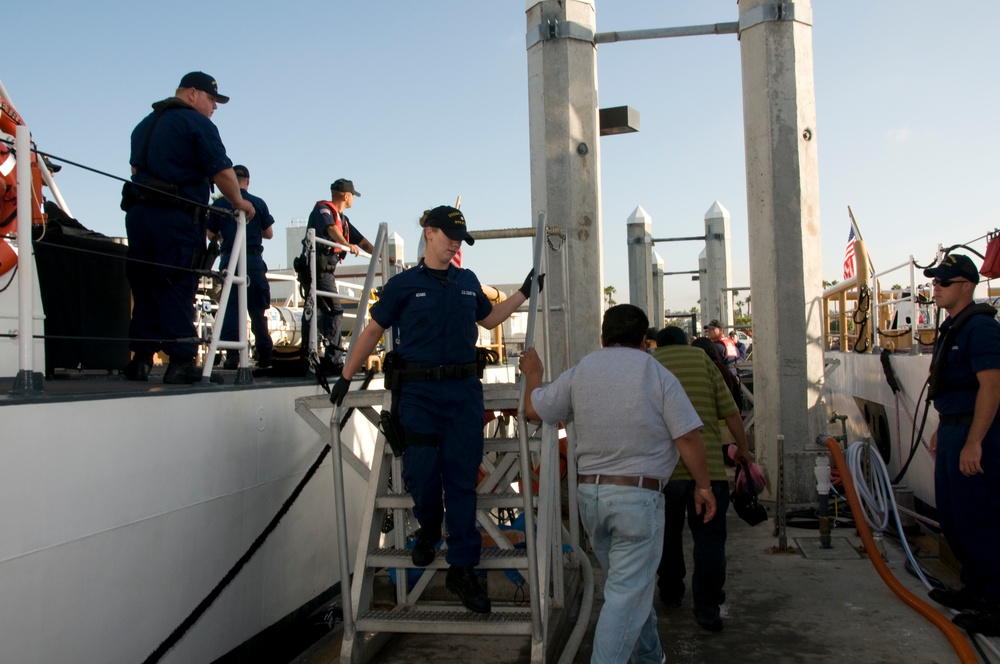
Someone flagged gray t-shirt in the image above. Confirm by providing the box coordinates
[530,347,703,480]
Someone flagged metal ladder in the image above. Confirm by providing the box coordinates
[333,382,566,663]
[306,216,568,663]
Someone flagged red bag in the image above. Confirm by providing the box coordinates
[980,231,1000,279]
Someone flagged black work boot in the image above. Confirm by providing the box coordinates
[953,610,1000,636]
[164,358,223,385]
[929,586,991,612]
[410,529,439,567]
[256,349,272,369]
[446,566,491,614]
[223,351,240,370]
[121,354,153,381]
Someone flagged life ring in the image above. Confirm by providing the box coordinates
[0,99,47,276]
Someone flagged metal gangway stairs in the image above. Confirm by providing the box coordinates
[295,216,578,663]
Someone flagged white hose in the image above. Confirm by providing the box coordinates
[845,440,931,588]
[556,525,594,664]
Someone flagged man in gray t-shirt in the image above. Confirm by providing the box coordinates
[521,304,715,664]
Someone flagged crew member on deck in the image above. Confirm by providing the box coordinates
[298,179,373,376]
[208,164,275,369]
[924,253,1000,636]
[121,71,254,384]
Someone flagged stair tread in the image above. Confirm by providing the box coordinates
[357,607,534,634]
[367,547,529,569]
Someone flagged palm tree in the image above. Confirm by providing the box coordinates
[604,285,617,307]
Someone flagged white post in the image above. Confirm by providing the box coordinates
[740,0,826,504]
[526,0,603,374]
[13,125,41,392]
[626,205,654,318]
[703,201,732,328]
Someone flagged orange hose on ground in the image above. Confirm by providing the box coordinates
[825,438,978,663]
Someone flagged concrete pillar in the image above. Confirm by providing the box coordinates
[697,250,707,328]
[702,201,732,327]
[652,251,664,329]
[526,0,603,375]
[739,0,826,504]
[626,205,654,320]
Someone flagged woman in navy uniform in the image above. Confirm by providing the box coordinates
[333,205,540,614]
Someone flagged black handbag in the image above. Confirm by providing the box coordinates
[732,462,768,527]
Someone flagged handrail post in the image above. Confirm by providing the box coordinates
[307,229,318,358]
[909,257,920,355]
[203,210,253,382]
[12,125,42,394]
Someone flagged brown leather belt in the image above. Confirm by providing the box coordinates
[578,474,664,492]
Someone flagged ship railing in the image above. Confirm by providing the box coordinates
[301,228,378,361]
[821,240,933,354]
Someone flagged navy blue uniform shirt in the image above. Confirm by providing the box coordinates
[208,189,275,254]
[306,203,368,260]
[369,260,492,368]
[129,99,231,203]
[932,304,1000,416]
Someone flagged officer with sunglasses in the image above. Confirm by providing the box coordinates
[923,253,1000,635]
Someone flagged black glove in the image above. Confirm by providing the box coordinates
[519,269,545,298]
[330,375,351,406]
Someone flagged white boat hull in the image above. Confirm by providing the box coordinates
[0,382,377,664]
[823,350,938,512]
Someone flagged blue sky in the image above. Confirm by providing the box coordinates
[6,1,999,312]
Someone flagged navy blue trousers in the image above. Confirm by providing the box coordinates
[658,479,731,623]
[399,377,484,568]
[125,205,201,361]
[935,421,1000,603]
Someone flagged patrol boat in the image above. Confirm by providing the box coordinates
[0,91,382,663]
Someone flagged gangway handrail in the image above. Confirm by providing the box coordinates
[329,221,389,644]
[303,229,375,357]
[517,210,547,640]
[203,210,251,381]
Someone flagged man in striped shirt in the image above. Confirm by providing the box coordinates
[652,325,753,632]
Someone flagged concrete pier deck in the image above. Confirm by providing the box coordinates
[293,509,993,663]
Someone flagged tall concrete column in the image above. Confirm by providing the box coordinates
[526,0,603,375]
[652,251,664,329]
[739,0,826,504]
[702,201,732,327]
[626,205,654,320]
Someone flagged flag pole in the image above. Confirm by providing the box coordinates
[847,206,876,279]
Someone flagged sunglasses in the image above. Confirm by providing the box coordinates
[932,277,969,288]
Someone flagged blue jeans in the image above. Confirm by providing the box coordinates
[658,479,730,623]
[578,483,665,664]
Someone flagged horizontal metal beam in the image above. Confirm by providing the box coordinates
[595,22,738,45]
[652,235,706,243]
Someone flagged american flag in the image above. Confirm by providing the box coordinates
[843,226,856,279]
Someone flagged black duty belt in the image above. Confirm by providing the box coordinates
[247,245,264,255]
[397,363,479,382]
[939,413,975,426]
